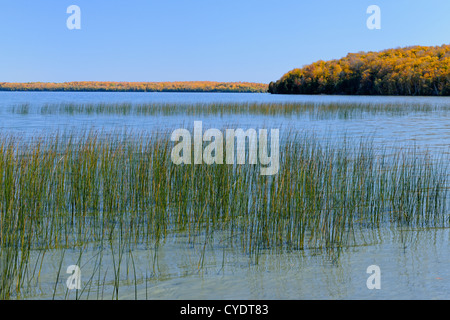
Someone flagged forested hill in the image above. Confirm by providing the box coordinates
[0,81,268,93]
[269,45,450,96]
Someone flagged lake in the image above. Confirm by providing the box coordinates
[1,92,450,153]
[0,91,449,299]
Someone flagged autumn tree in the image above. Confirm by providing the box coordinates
[269,44,450,96]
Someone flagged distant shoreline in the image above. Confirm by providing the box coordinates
[0,81,268,93]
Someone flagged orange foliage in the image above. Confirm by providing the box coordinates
[0,81,268,93]
[269,44,450,96]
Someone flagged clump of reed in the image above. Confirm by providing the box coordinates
[15,101,450,119]
[0,130,448,299]
[10,103,30,115]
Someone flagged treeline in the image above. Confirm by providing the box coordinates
[269,45,450,96]
[0,81,268,93]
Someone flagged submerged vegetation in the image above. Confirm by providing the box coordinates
[0,130,448,299]
[0,81,268,93]
[269,44,450,96]
[10,101,450,120]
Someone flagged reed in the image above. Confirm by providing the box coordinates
[11,101,450,120]
[0,130,448,299]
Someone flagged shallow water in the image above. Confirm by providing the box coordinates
[1,92,449,299]
[19,228,450,300]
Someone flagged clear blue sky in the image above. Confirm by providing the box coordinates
[0,0,449,83]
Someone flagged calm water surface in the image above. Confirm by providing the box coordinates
[1,92,449,153]
[1,92,449,299]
